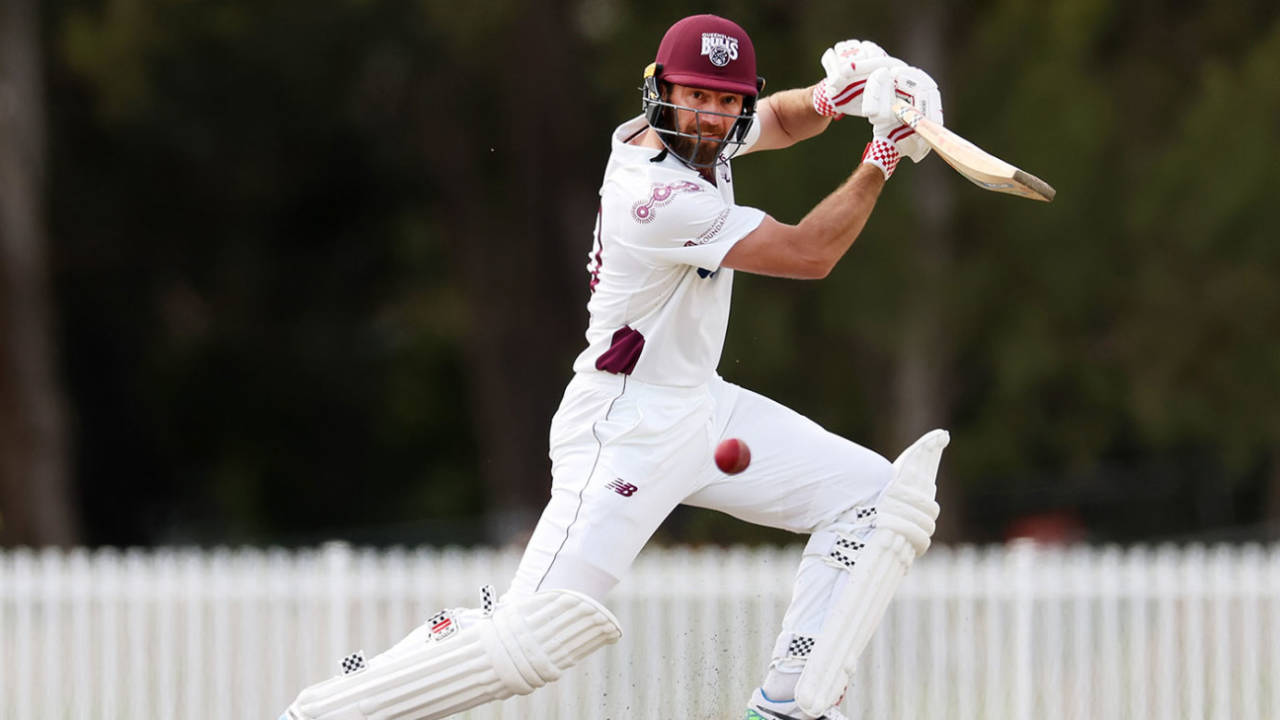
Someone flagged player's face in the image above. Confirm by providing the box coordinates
[666,84,744,167]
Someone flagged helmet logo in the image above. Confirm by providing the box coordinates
[700,33,739,67]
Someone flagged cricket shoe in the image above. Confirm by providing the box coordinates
[744,687,849,720]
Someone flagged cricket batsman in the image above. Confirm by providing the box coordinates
[281,13,949,720]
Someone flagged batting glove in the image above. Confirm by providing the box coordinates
[812,39,907,118]
[863,65,943,164]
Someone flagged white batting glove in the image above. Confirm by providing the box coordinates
[812,39,906,118]
[863,65,943,164]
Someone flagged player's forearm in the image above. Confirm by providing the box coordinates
[795,163,885,275]
[758,87,832,148]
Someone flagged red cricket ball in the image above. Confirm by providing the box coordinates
[714,438,751,474]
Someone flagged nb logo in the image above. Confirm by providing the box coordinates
[606,479,638,497]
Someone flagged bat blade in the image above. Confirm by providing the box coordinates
[892,100,1056,202]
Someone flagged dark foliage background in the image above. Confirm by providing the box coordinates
[2,0,1277,548]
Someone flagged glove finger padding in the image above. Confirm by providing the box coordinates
[815,39,906,117]
[820,39,887,80]
[865,65,944,163]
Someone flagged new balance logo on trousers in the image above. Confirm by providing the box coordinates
[605,479,638,497]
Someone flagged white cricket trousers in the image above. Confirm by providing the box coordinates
[508,370,892,599]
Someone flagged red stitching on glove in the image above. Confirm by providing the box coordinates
[888,125,915,143]
[831,80,866,107]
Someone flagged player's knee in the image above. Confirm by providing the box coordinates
[805,452,938,565]
[857,451,894,495]
[827,448,893,518]
[530,554,621,602]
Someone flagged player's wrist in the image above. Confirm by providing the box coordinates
[861,138,899,180]
[811,82,841,119]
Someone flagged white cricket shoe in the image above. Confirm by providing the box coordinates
[744,687,849,720]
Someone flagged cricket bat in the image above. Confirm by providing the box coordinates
[892,100,1056,202]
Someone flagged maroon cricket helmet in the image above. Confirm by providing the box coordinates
[640,15,765,168]
[652,14,759,96]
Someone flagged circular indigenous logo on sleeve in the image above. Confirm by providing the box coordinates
[631,180,702,223]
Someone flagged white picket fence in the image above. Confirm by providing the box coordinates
[1,541,1278,720]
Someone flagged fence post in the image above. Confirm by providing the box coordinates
[1270,545,1280,720]
[982,546,1004,719]
[0,551,7,720]
[1038,545,1065,720]
[1239,544,1262,720]
[1126,545,1150,720]
[68,548,91,720]
[38,548,63,718]
[156,550,178,718]
[323,541,353,671]
[1098,545,1122,719]
[1153,544,1178,720]
[924,548,949,720]
[1184,544,1206,718]
[1010,540,1035,720]
[954,545,977,720]
[1210,544,1232,720]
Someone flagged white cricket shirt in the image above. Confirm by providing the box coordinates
[571,115,766,387]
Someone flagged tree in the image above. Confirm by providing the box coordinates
[891,0,963,541]
[0,0,79,546]
[416,0,607,542]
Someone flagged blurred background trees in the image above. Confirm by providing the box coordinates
[1,0,1276,548]
[1,0,78,546]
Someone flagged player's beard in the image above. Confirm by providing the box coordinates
[670,122,726,168]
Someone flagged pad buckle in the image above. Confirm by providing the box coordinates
[427,609,458,642]
[339,650,367,675]
[786,633,817,661]
[480,584,496,617]
[828,536,865,570]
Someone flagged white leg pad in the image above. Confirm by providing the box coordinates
[282,589,622,720]
[794,429,948,717]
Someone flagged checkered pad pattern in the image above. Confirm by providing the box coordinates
[852,505,878,531]
[862,138,900,179]
[787,634,817,659]
[339,650,367,675]
[830,536,866,569]
[480,584,496,616]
